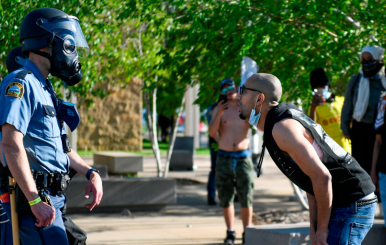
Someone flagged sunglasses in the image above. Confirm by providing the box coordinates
[221,86,235,94]
[240,85,261,95]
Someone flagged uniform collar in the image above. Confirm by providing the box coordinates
[24,60,48,87]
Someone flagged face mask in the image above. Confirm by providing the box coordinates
[49,36,83,86]
[57,101,81,132]
[362,60,384,78]
[323,88,331,100]
[249,94,262,126]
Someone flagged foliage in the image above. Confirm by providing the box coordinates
[0,0,181,109]
[160,0,386,109]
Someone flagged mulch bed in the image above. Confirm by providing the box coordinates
[251,209,310,225]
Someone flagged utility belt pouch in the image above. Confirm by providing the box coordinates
[15,184,31,213]
[0,164,8,190]
[51,172,70,195]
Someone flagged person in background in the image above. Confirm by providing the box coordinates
[0,46,28,245]
[205,98,219,205]
[308,67,351,153]
[341,45,386,173]
[158,114,171,143]
[209,78,254,245]
[371,94,386,228]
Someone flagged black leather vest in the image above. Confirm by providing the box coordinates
[263,102,375,207]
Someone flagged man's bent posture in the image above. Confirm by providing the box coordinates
[238,73,376,245]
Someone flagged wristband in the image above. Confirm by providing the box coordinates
[29,196,41,206]
[86,168,99,180]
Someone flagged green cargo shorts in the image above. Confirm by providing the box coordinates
[215,154,254,208]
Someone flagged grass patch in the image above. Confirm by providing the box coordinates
[77,139,210,157]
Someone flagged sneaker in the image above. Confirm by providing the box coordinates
[224,230,236,245]
[208,197,217,205]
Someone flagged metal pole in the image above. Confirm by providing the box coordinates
[8,177,20,245]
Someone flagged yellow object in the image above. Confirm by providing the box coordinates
[9,177,20,245]
[28,196,41,206]
[308,96,351,153]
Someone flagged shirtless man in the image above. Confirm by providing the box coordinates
[237,73,376,245]
[209,78,254,245]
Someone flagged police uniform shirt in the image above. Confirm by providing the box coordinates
[0,60,69,173]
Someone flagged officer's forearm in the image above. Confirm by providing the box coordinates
[67,150,91,177]
[2,125,39,201]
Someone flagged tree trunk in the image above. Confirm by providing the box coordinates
[151,86,162,177]
[163,95,185,178]
[143,85,163,177]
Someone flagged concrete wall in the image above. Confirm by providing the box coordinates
[66,177,176,212]
[77,78,142,151]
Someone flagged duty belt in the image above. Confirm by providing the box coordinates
[31,170,71,196]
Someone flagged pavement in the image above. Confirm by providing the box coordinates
[73,154,384,245]
[72,155,303,245]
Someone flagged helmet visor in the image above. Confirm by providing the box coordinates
[37,17,90,57]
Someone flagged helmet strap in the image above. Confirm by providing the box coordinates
[30,50,50,59]
[30,34,55,60]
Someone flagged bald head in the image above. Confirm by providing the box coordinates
[247,73,282,103]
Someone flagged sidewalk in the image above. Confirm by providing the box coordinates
[72,155,302,244]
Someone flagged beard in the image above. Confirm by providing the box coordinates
[239,113,247,120]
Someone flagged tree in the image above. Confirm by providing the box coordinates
[118,0,189,177]
[159,0,386,109]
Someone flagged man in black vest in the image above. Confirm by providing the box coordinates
[237,73,377,245]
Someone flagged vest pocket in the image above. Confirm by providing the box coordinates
[42,105,60,138]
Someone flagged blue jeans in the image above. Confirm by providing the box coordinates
[327,195,376,245]
[2,190,69,245]
[379,172,386,227]
[207,145,217,200]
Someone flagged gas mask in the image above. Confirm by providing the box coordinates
[35,16,90,86]
[362,60,384,78]
[49,35,83,86]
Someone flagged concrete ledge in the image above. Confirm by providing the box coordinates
[93,152,143,174]
[66,177,176,213]
[245,220,385,245]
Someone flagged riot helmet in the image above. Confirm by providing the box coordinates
[19,8,89,86]
[6,46,28,73]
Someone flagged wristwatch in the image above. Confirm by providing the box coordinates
[86,168,99,180]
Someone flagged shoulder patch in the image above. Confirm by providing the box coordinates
[5,82,25,99]
[15,70,31,80]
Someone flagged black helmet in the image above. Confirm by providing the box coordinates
[20,8,68,55]
[19,8,90,86]
[6,46,28,73]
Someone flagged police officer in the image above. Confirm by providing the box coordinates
[0,46,29,245]
[0,8,103,244]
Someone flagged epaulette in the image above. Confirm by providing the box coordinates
[15,69,31,80]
